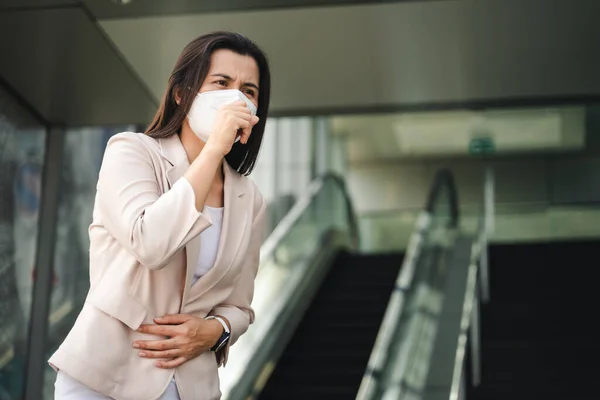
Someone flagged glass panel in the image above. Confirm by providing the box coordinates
[358,211,418,253]
[365,180,457,399]
[0,87,46,400]
[42,127,130,399]
[220,176,354,397]
[252,117,315,236]
[357,184,453,254]
[384,186,453,398]
[358,201,600,251]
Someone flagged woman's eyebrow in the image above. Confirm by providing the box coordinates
[243,82,259,90]
[210,73,232,80]
[211,73,259,90]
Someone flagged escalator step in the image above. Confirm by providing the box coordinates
[258,250,403,399]
[261,386,358,399]
[469,240,600,400]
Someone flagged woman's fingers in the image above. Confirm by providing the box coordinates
[222,102,252,116]
[138,348,182,359]
[154,314,192,325]
[155,357,187,369]
[239,116,260,144]
[134,337,179,350]
[229,105,252,114]
[205,99,257,154]
[137,324,177,337]
[233,111,252,123]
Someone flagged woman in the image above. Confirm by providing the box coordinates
[49,31,271,400]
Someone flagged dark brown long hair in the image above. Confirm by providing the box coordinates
[145,31,271,175]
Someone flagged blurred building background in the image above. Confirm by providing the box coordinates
[1,0,599,399]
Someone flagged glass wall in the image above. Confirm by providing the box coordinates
[41,126,132,398]
[252,117,316,234]
[0,87,46,400]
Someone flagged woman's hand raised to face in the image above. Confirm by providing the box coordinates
[206,100,260,156]
[133,314,224,368]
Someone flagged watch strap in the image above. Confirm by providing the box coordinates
[205,316,230,333]
[205,316,230,352]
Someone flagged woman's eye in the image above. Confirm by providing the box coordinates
[215,80,228,86]
[244,89,256,97]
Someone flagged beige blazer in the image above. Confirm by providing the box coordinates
[49,132,266,400]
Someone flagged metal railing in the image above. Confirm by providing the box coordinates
[425,168,459,227]
[449,166,494,400]
[356,168,460,400]
[260,173,359,263]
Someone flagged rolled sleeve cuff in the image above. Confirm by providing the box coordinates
[178,177,212,219]
[171,177,214,237]
[133,177,212,269]
[211,306,253,366]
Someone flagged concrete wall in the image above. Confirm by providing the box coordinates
[350,108,600,249]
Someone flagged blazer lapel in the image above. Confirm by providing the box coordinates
[188,162,248,303]
[158,135,204,308]
[160,134,190,189]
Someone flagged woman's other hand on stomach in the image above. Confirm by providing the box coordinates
[133,314,223,368]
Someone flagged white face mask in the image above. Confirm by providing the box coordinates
[187,89,258,143]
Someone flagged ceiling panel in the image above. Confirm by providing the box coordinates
[99,0,600,116]
[99,1,465,115]
[85,0,433,20]
[0,7,156,126]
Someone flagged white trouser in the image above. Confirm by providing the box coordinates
[54,370,181,400]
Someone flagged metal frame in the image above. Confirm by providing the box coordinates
[265,94,600,119]
[23,127,65,400]
[480,166,495,303]
[312,117,331,178]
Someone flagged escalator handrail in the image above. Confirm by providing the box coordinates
[449,167,494,398]
[356,167,460,400]
[259,172,359,262]
[425,167,460,228]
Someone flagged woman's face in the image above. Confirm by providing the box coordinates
[198,49,260,108]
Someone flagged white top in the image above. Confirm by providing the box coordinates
[56,370,181,399]
[193,206,224,284]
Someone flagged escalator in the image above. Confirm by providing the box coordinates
[259,251,403,399]
[467,240,600,400]
[222,169,480,400]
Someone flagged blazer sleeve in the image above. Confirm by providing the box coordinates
[211,187,267,367]
[96,133,212,270]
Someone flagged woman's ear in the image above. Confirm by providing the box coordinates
[174,88,182,105]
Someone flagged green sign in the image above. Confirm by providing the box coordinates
[469,137,495,155]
